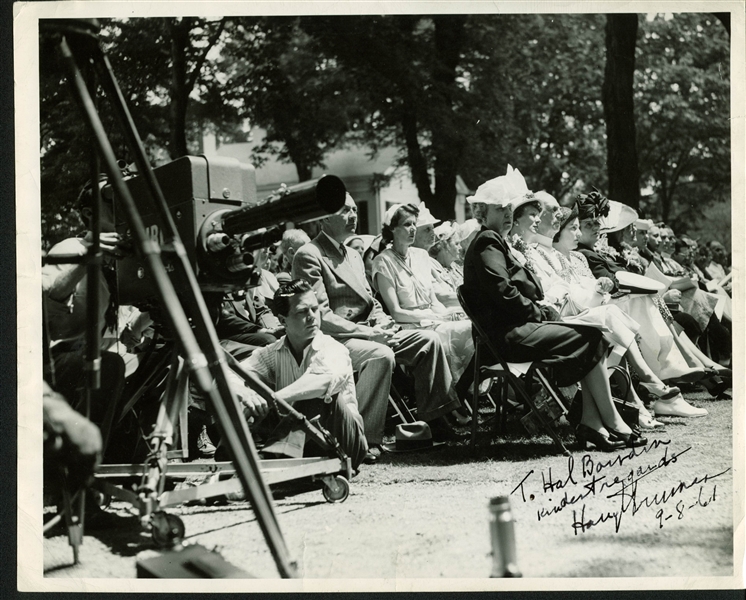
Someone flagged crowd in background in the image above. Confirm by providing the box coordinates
[41,168,734,507]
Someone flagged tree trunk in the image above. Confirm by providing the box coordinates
[602,14,640,209]
[294,161,312,182]
[169,19,191,158]
[401,99,435,205]
[429,16,467,220]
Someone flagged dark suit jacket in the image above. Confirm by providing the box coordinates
[577,242,622,292]
[292,232,391,339]
[462,228,555,350]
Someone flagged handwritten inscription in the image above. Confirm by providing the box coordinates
[511,439,729,534]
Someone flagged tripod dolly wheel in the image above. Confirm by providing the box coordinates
[91,490,112,510]
[321,475,349,503]
[150,511,186,548]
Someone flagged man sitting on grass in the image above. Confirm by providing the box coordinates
[235,279,369,471]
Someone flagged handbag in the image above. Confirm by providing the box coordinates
[608,364,639,428]
[613,398,640,429]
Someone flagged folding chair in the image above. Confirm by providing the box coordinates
[457,287,571,456]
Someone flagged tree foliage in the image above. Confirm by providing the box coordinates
[39,18,238,247]
[220,17,366,181]
[458,14,608,201]
[634,13,730,226]
[296,15,472,218]
[39,12,731,245]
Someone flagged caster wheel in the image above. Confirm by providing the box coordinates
[91,490,112,509]
[322,475,349,503]
[150,511,185,548]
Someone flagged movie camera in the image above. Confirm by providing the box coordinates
[112,155,346,306]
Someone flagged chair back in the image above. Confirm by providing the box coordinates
[457,286,504,366]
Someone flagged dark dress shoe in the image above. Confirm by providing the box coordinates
[575,424,626,452]
[699,376,731,398]
[607,427,648,448]
[363,445,382,464]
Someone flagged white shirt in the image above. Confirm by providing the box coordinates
[241,331,358,410]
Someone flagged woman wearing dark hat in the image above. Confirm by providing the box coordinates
[549,205,709,420]
[572,190,726,408]
[518,202,674,429]
[462,166,643,451]
[603,205,649,275]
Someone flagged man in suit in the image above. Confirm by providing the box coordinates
[292,193,461,456]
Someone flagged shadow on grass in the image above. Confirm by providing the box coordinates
[559,524,734,577]
[380,413,577,467]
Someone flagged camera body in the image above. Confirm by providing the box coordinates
[113,155,347,307]
[114,155,258,306]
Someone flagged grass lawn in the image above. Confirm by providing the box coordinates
[43,389,735,583]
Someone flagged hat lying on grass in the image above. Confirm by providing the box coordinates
[381,421,446,453]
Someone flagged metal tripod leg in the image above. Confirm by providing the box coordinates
[54,24,296,577]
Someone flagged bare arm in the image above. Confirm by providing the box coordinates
[43,232,124,302]
[274,372,335,404]
[375,273,439,324]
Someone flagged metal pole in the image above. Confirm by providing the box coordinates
[57,29,297,578]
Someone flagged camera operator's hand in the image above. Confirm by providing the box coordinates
[44,383,102,490]
[239,390,270,420]
[83,231,127,259]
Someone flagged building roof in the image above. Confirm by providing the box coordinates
[215,129,401,188]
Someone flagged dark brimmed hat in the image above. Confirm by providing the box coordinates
[381,421,445,453]
[557,205,578,232]
[576,188,611,221]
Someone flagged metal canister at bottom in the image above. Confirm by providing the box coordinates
[489,496,522,578]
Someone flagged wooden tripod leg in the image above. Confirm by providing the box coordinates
[58,469,82,564]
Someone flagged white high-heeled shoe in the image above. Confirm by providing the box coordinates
[638,413,664,429]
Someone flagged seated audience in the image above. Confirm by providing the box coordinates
[520,194,677,427]
[462,166,644,451]
[574,192,728,399]
[278,229,311,277]
[292,193,463,457]
[428,223,465,310]
[361,235,384,287]
[412,205,440,251]
[542,204,705,419]
[371,204,475,404]
[705,240,730,282]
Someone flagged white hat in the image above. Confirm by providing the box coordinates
[416,205,441,228]
[433,221,456,240]
[466,164,530,207]
[382,203,404,227]
[600,200,639,234]
[452,219,481,245]
[635,218,654,232]
[344,234,376,253]
[509,192,540,214]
